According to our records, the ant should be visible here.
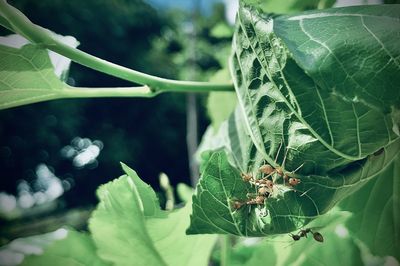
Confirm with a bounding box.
[241,168,274,193]
[235,169,273,214]
[288,177,301,187]
[289,228,324,243]
[232,195,266,210]
[258,142,303,187]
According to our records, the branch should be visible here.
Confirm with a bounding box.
[0,0,234,93]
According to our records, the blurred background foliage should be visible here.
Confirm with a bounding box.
[0,0,232,242]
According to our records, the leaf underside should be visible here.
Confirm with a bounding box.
[188,5,400,237]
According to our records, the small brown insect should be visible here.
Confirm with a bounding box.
[232,200,244,210]
[288,177,301,186]
[259,164,274,175]
[257,185,271,196]
[231,195,266,210]
[241,172,253,182]
[251,195,266,205]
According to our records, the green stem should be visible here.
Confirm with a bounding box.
[0,0,234,93]
[61,85,157,98]
[220,235,231,266]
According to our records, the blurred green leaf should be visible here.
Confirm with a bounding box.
[89,164,217,266]
[232,210,363,266]
[0,43,65,110]
[340,155,400,261]
[207,69,237,131]
[176,183,193,203]
[207,92,237,131]
[210,22,233,39]
[20,229,107,266]
[0,228,67,266]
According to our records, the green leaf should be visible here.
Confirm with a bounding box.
[189,4,400,237]
[176,183,194,203]
[210,22,233,39]
[232,4,399,172]
[207,91,237,131]
[392,106,400,136]
[274,5,400,113]
[232,210,364,266]
[188,139,400,236]
[340,155,400,261]
[207,69,237,130]
[242,0,336,14]
[0,33,79,109]
[89,164,217,266]
[20,229,107,266]
[0,228,67,266]
[0,43,66,109]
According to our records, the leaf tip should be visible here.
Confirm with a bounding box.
[120,162,138,177]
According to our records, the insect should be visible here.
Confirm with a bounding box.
[258,142,304,185]
[289,228,324,243]
[232,195,266,210]
[241,166,274,192]
[288,177,301,187]
[241,172,253,182]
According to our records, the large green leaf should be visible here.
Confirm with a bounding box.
[231,4,399,173]
[189,5,400,236]
[89,164,217,266]
[20,229,107,266]
[340,155,400,261]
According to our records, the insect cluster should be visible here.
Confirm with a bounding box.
[230,144,324,243]
[232,144,303,211]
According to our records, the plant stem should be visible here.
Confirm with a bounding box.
[61,85,157,98]
[0,0,234,93]
[220,235,232,266]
